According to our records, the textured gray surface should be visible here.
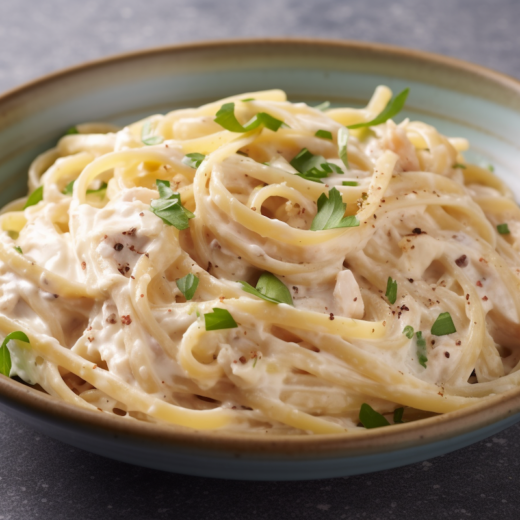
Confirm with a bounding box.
[1,0,520,518]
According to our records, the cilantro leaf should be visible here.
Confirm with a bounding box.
[63,180,75,195]
[214,103,284,133]
[0,331,30,377]
[416,331,428,368]
[24,186,43,209]
[176,273,199,301]
[431,312,456,336]
[13,246,22,254]
[497,223,510,235]
[386,277,397,304]
[150,179,194,230]
[182,153,206,169]
[239,272,293,305]
[141,121,164,146]
[402,325,414,339]
[338,127,349,169]
[359,403,390,429]
[314,101,330,111]
[310,187,359,231]
[393,407,404,424]
[348,88,409,129]
[315,130,332,140]
[204,308,238,331]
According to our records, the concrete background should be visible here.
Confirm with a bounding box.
[1,1,520,518]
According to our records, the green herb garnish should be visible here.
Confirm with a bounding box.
[315,130,332,140]
[314,101,330,111]
[63,180,75,195]
[239,272,293,305]
[348,88,409,129]
[13,246,22,254]
[385,277,397,304]
[453,163,466,169]
[402,325,414,339]
[359,403,390,429]
[141,121,164,146]
[431,312,456,336]
[214,103,284,133]
[23,186,43,209]
[310,187,359,231]
[290,148,343,183]
[176,273,199,301]
[497,223,510,235]
[204,308,238,331]
[488,164,495,172]
[338,127,349,169]
[0,331,30,377]
[87,182,107,197]
[416,331,428,368]
[64,126,79,135]
[182,153,206,169]
[241,98,255,102]
[393,407,404,424]
[150,179,194,230]
[253,356,259,368]
[342,181,358,187]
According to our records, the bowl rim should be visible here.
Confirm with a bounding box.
[1,37,520,459]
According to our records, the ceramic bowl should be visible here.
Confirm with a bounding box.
[1,39,520,480]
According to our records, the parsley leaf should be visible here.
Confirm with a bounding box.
[453,163,466,169]
[141,121,164,146]
[290,148,343,184]
[24,186,43,209]
[63,180,75,195]
[214,103,284,133]
[431,312,456,336]
[64,126,79,135]
[0,331,30,377]
[241,98,255,102]
[87,182,107,197]
[393,407,405,424]
[13,246,22,254]
[348,88,409,129]
[310,187,359,231]
[386,277,397,304]
[359,403,390,429]
[239,272,293,305]
[402,325,414,339]
[182,153,206,169]
[488,164,495,172]
[416,331,428,368]
[176,273,199,300]
[150,179,194,230]
[204,308,238,331]
[314,101,330,111]
[497,223,510,235]
[315,130,332,140]
[338,127,349,169]
[342,181,358,187]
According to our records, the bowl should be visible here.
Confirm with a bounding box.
[1,39,520,481]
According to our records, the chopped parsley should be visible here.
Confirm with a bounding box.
[337,127,349,169]
[416,331,428,368]
[359,403,390,429]
[64,126,79,135]
[497,223,510,235]
[315,130,332,140]
[214,103,284,133]
[0,331,30,377]
[13,246,22,254]
[23,186,43,209]
[342,181,358,187]
[182,153,206,169]
[176,273,199,301]
[241,98,255,102]
[431,312,457,336]
[62,180,75,195]
[87,182,107,197]
[453,163,466,169]
[290,148,343,183]
[393,407,405,424]
[204,308,238,331]
[348,88,409,129]
[239,272,293,305]
[310,187,359,231]
[141,121,164,146]
[150,179,194,230]
[488,164,495,172]
[402,325,414,339]
[385,277,397,304]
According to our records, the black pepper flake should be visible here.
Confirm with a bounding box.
[445,352,450,358]
[408,278,414,283]
[329,313,335,321]
[114,243,124,251]
[412,228,422,234]
[455,255,468,268]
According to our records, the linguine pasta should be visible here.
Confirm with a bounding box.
[1,86,519,435]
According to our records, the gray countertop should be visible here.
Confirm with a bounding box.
[1,1,520,518]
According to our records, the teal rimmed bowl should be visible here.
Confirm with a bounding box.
[1,39,520,480]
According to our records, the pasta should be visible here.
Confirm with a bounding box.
[1,86,519,435]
